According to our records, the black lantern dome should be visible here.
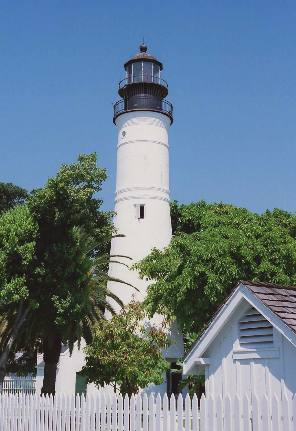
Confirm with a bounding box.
[113,44,173,124]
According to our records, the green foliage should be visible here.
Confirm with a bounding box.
[0,205,37,307]
[83,302,169,396]
[6,346,37,376]
[137,201,296,337]
[0,183,28,214]
[26,153,114,348]
[0,154,115,387]
[0,205,38,377]
[179,375,205,398]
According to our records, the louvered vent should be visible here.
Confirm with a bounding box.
[239,308,273,346]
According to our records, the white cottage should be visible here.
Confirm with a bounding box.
[183,281,296,399]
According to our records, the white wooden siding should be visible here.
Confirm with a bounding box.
[203,299,296,399]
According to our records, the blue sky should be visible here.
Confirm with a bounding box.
[1,1,296,213]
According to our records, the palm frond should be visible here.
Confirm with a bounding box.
[106,276,139,291]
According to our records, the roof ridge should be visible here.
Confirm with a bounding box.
[240,279,296,291]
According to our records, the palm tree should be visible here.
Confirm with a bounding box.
[40,238,136,395]
[0,229,135,395]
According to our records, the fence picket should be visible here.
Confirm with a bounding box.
[252,394,260,431]
[199,395,206,431]
[271,394,280,431]
[207,396,214,431]
[104,394,110,431]
[63,394,68,431]
[112,393,118,431]
[149,394,156,431]
[130,394,136,431]
[170,394,176,431]
[35,393,41,431]
[242,395,250,431]
[65,393,71,431]
[57,394,62,431]
[5,393,10,431]
[282,392,291,431]
[156,393,162,431]
[47,395,53,431]
[84,394,90,431]
[6,393,11,431]
[124,394,130,431]
[136,395,142,431]
[163,393,169,431]
[75,394,81,431]
[232,395,241,431]
[69,394,75,431]
[177,394,183,431]
[184,394,191,431]
[261,394,270,430]
[30,394,36,431]
[100,393,106,431]
[143,393,149,431]
[215,395,223,431]
[224,395,232,431]
[81,394,87,431]
[192,394,199,431]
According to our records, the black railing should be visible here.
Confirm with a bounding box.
[113,97,173,123]
[119,75,168,90]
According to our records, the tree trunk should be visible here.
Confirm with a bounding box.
[0,303,29,389]
[41,332,62,396]
[120,378,137,398]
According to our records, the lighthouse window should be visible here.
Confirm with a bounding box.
[153,64,160,83]
[136,204,145,219]
[139,204,145,219]
[133,62,142,82]
[143,61,153,81]
[126,64,132,83]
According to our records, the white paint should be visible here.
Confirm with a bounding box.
[1,392,295,431]
[108,111,172,307]
[183,284,296,401]
[55,342,85,395]
[106,110,183,394]
[36,341,97,396]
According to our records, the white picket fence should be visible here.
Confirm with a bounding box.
[2,378,36,395]
[0,392,295,431]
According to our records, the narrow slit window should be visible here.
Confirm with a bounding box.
[139,204,145,219]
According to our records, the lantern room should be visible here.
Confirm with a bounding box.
[113,44,173,124]
[124,43,162,85]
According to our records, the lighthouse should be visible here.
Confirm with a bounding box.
[108,45,184,394]
[36,44,183,397]
[108,43,173,305]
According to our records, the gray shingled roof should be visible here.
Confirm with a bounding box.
[243,280,296,333]
[184,280,296,361]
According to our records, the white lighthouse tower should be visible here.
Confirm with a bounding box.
[35,45,183,397]
[108,45,183,394]
[108,43,173,306]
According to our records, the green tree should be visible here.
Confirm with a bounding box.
[0,205,38,384]
[83,302,169,397]
[0,183,28,214]
[26,153,114,395]
[137,201,296,338]
[0,154,119,394]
